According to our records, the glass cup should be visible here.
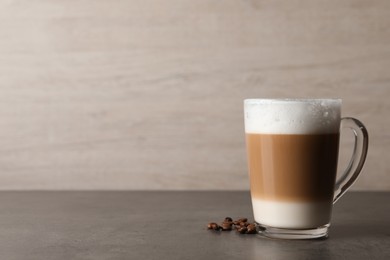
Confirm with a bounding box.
[244,99,368,239]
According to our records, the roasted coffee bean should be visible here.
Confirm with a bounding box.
[247,224,255,229]
[207,217,255,233]
[239,222,249,227]
[224,217,233,223]
[207,222,221,231]
[246,224,257,234]
[237,227,248,234]
[246,228,257,234]
[207,222,217,229]
[221,222,233,231]
[213,224,221,231]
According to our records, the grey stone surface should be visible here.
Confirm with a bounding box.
[0,191,388,259]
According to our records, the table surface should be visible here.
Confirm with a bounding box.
[0,191,389,260]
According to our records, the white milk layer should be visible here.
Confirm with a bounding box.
[252,199,333,229]
[244,99,341,134]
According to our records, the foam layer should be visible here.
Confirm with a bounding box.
[252,199,332,229]
[244,99,341,134]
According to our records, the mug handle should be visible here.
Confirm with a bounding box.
[333,117,369,204]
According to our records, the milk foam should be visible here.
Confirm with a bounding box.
[244,99,341,134]
[252,199,332,229]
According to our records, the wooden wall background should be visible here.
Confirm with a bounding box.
[0,0,388,190]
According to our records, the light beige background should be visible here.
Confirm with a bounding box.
[0,0,388,190]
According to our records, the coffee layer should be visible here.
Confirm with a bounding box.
[246,133,339,202]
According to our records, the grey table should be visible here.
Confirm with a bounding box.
[0,191,388,260]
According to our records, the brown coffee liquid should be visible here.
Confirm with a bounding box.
[246,133,339,202]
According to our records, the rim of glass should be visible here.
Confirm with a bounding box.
[244,98,342,104]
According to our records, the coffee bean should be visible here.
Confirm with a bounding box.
[237,227,248,234]
[207,222,221,231]
[224,217,233,223]
[221,222,232,231]
[246,224,257,234]
[207,217,256,234]
[246,228,257,234]
[239,222,249,227]
[247,224,255,229]
[207,222,216,229]
[213,224,221,231]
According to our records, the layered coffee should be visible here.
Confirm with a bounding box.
[244,99,341,229]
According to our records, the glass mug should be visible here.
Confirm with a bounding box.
[244,99,368,239]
